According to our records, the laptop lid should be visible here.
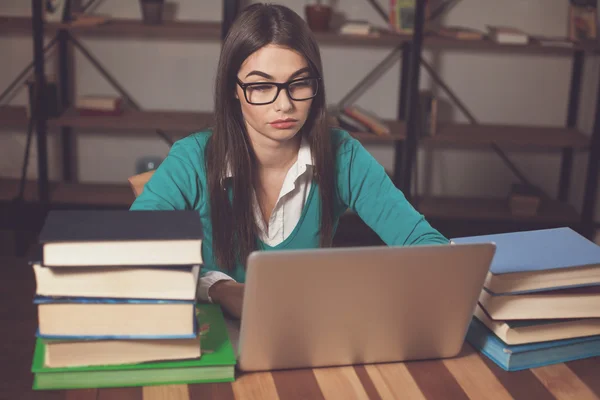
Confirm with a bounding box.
[237,243,495,372]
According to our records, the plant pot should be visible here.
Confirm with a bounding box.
[139,0,165,25]
[305,4,332,32]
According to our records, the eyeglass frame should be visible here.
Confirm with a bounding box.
[236,76,322,105]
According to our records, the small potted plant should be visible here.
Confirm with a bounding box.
[305,0,333,32]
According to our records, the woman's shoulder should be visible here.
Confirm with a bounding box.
[329,126,361,157]
[168,129,213,160]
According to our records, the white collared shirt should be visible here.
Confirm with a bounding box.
[198,138,314,301]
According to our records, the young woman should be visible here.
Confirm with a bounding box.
[130,3,448,318]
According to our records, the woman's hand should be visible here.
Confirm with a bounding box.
[208,280,245,319]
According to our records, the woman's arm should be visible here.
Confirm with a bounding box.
[337,135,448,246]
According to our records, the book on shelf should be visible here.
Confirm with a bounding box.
[451,227,600,295]
[343,105,391,136]
[508,183,542,217]
[339,20,372,36]
[486,25,529,45]
[32,260,201,300]
[336,113,370,133]
[569,0,597,42]
[32,304,236,390]
[418,90,437,137]
[38,210,203,267]
[76,95,124,116]
[389,0,431,33]
[473,303,600,345]
[434,26,485,40]
[478,284,600,320]
[466,316,600,371]
[35,296,197,339]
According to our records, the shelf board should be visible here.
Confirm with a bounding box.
[348,119,406,142]
[415,196,580,224]
[0,178,134,207]
[314,31,410,48]
[423,123,590,150]
[424,35,598,55]
[0,106,29,129]
[0,16,221,41]
[48,108,214,134]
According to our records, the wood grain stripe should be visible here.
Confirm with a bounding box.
[443,345,512,399]
[567,357,600,398]
[354,366,382,400]
[271,369,325,400]
[532,364,598,400]
[406,359,468,400]
[476,347,555,400]
[98,387,143,400]
[365,363,425,400]
[313,366,370,400]
[143,384,189,400]
[65,389,98,400]
[188,382,235,400]
[232,372,280,400]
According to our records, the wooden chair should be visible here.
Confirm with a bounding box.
[127,170,155,197]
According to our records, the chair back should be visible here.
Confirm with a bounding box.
[127,170,155,197]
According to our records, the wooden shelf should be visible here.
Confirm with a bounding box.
[0,106,29,129]
[3,16,598,54]
[348,119,406,142]
[423,123,590,150]
[0,16,221,41]
[0,177,134,207]
[415,196,580,224]
[48,108,214,134]
[424,35,598,55]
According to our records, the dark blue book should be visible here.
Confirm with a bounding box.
[34,296,197,339]
[452,227,600,294]
[466,316,600,371]
[38,210,203,267]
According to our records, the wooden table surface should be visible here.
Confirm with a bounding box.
[2,255,599,400]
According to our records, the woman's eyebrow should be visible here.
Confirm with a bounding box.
[245,66,311,81]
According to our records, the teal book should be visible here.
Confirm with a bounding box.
[32,304,237,390]
[466,316,600,371]
[451,227,600,294]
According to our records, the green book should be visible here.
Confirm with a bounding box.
[32,304,236,390]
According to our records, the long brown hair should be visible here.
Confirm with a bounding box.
[206,3,334,271]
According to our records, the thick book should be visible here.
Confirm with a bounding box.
[32,262,201,300]
[451,227,600,294]
[38,210,203,267]
[474,304,600,345]
[35,296,196,339]
[478,285,600,320]
[32,304,236,390]
[466,316,600,371]
[43,337,201,368]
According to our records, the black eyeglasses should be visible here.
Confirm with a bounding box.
[236,77,321,105]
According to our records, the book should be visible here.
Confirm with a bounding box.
[451,227,600,294]
[478,285,600,320]
[35,297,196,339]
[75,95,123,111]
[487,25,529,45]
[38,210,203,267]
[436,26,485,40]
[466,316,600,371]
[33,304,237,390]
[32,262,201,300]
[339,20,372,36]
[343,106,391,136]
[569,1,597,42]
[43,336,201,368]
[474,304,600,345]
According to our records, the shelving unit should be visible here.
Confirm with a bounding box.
[0,1,598,239]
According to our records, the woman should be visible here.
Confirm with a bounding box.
[130,3,448,318]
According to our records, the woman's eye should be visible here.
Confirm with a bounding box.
[249,85,273,92]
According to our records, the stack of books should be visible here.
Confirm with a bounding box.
[30,210,236,390]
[335,105,391,137]
[452,227,600,371]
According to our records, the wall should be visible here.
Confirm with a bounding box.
[0,0,598,224]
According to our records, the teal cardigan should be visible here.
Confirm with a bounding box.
[130,128,448,282]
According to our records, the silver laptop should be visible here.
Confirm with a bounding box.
[237,242,495,372]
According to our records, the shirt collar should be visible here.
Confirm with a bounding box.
[224,136,313,178]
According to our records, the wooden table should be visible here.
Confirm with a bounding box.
[2,255,599,400]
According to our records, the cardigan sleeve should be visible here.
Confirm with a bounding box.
[336,134,448,246]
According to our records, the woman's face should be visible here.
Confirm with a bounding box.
[236,44,315,146]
